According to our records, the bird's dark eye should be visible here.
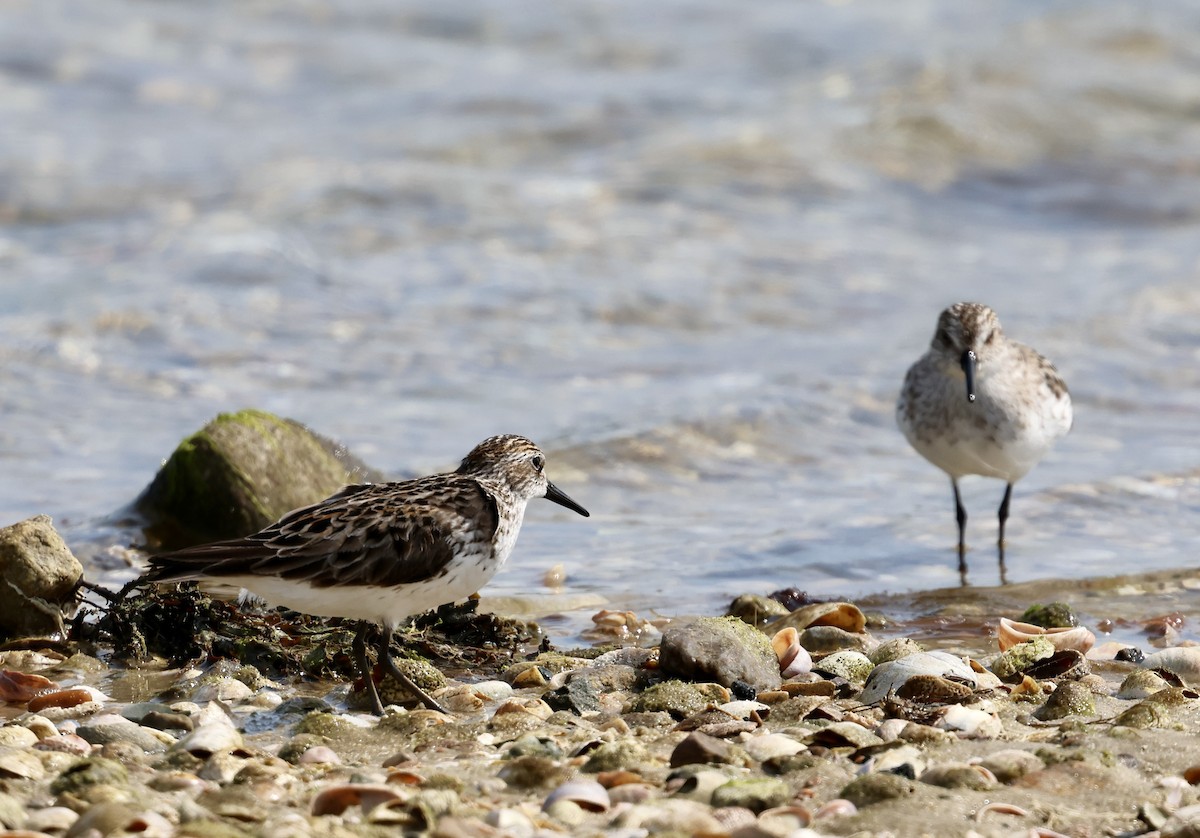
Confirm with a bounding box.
[531,455,545,473]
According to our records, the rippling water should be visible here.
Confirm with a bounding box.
[3,1,1200,642]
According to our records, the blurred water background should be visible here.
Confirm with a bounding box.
[3,1,1200,643]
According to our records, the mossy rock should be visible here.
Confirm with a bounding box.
[136,409,384,547]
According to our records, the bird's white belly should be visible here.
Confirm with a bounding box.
[909,428,1050,483]
[212,557,500,628]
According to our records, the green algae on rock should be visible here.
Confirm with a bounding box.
[135,409,384,548]
[659,616,782,691]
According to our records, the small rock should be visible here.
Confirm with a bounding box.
[868,638,925,665]
[1034,682,1096,721]
[1020,602,1078,629]
[629,680,711,718]
[840,772,917,807]
[990,637,1055,681]
[710,777,791,812]
[0,515,83,637]
[798,626,869,654]
[811,650,873,684]
[582,740,649,773]
[670,732,736,767]
[614,798,724,833]
[76,720,170,753]
[659,618,782,691]
[726,594,789,626]
[49,756,128,795]
[497,755,567,789]
[546,665,637,714]
[979,749,1045,783]
[920,764,995,790]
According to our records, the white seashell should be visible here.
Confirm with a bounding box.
[771,627,813,678]
[25,806,79,833]
[997,618,1095,654]
[172,722,244,756]
[190,701,233,728]
[859,651,976,705]
[190,677,253,704]
[485,808,536,833]
[814,798,858,819]
[740,733,806,762]
[1142,647,1200,686]
[472,681,514,702]
[936,705,1001,739]
[1161,775,1189,811]
[718,700,769,720]
[543,779,610,813]
[0,746,45,780]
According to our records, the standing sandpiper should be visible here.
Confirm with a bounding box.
[896,303,1072,581]
[138,434,589,714]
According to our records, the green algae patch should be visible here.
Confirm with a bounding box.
[135,409,384,548]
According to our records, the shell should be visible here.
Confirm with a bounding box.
[741,733,806,762]
[172,721,244,757]
[1142,647,1200,686]
[936,705,1001,739]
[771,627,813,678]
[492,698,553,720]
[0,669,57,703]
[814,799,858,819]
[310,783,404,816]
[297,746,341,765]
[766,602,866,634]
[859,652,977,705]
[1023,649,1089,681]
[543,780,610,813]
[757,805,813,829]
[0,746,45,780]
[997,618,1095,654]
[973,801,1032,821]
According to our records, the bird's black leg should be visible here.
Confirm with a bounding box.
[952,479,968,584]
[378,626,448,714]
[352,622,384,716]
[997,482,1013,585]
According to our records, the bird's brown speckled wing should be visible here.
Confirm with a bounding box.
[144,476,500,589]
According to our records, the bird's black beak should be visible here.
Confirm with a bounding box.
[545,480,590,517]
[960,350,977,403]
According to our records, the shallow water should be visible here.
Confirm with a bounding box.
[3,1,1200,645]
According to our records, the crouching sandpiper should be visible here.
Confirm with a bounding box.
[897,302,1072,581]
[137,434,589,714]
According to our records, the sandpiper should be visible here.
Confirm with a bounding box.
[897,302,1072,580]
[139,434,589,714]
